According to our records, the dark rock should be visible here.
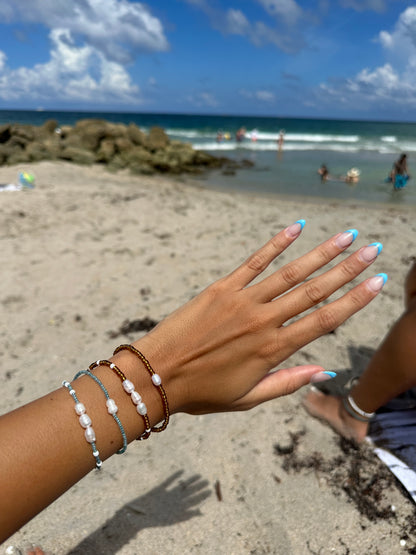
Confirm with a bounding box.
[127,123,146,146]
[0,117,253,178]
[146,126,169,151]
[0,124,11,143]
[59,146,96,165]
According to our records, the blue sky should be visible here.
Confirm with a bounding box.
[0,1,414,120]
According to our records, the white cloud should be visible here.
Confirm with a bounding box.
[256,90,276,102]
[183,0,305,53]
[0,51,7,72]
[239,89,276,103]
[257,0,303,25]
[0,0,169,63]
[339,0,387,12]
[0,1,169,105]
[315,7,416,112]
[0,28,140,103]
[186,91,218,107]
[225,9,250,35]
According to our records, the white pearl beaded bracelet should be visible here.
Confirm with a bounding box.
[73,370,128,454]
[62,380,103,470]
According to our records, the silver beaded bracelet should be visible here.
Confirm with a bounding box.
[73,370,128,454]
[62,380,103,470]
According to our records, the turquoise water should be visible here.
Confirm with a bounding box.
[1,110,415,205]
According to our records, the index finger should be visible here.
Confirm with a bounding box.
[226,220,306,290]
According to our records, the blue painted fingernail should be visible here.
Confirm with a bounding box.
[376,272,388,285]
[310,370,337,383]
[367,273,388,292]
[359,242,383,262]
[336,229,358,248]
[346,229,358,241]
[369,242,383,255]
[286,220,305,237]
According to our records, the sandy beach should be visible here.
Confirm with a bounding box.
[1,161,415,554]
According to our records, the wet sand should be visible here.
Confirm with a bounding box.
[1,161,415,554]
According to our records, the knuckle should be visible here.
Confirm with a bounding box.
[340,259,358,279]
[316,307,338,333]
[246,251,269,274]
[304,280,326,304]
[280,262,301,288]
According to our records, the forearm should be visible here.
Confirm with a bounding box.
[0,344,169,541]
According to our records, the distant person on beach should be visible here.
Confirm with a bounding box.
[344,168,361,184]
[304,259,416,447]
[277,129,285,151]
[216,130,224,143]
[0,223,386,541]
[318,164,330,182]
[236,127,246,142]
[388,153,410,189]
[318,165,361,184]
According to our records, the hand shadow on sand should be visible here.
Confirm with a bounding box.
[68,470,211,554]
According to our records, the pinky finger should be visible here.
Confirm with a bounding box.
[233,365,328,410]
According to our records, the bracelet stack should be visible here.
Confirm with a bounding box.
[62,345,169,469]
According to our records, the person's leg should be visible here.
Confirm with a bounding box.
[303,261,416,442]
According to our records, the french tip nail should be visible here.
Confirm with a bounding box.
[310,370,337,383]
[367,272,388,292]
[376,272,388,284]
[346,229,358,241]
[296,219,306,230]
[369,242,383,255]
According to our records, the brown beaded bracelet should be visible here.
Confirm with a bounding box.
[89,359,151,440]
[113,344,170,433]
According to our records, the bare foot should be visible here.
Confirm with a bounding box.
[302,388,369,443]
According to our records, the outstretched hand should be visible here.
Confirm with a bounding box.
[134,222,385,415]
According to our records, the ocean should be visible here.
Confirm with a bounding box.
[1,110,415,206]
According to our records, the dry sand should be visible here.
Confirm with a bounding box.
[1,161,415,554]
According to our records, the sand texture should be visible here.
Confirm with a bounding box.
[1,161,415,554]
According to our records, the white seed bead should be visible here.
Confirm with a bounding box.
[92,449,99,457]
[85,426,96,443]
[106,398,118,415]
[152,373,162,386]
[136,402,147,415]
[74,402,86,415]
[131,390,142,405]
[123,379,135,394]
[79,413,92,428]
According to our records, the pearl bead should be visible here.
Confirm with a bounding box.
[79,413,92,428]
[106,398,118,414]
[85,426,96,443]
[136,401,147,415]
[74,402,86,415]
[123,379,134,393]
[131,390,142,405]
[152,374,162,386]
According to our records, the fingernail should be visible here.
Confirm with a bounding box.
[335,229,358,248]
[367,273,388,292]
[285,219,305,238]
[310,371,337,383]
[359,242,383,263]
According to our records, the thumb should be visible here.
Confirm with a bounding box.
[234,365,335,410]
